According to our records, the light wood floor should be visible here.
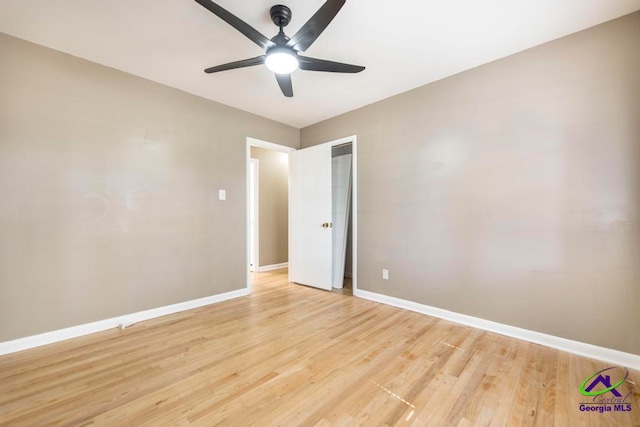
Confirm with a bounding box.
[1,269,638,426]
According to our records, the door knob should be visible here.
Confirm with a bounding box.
[322,222,333,228]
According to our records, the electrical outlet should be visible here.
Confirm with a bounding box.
[382,269,389,280]
[219,189,226,200]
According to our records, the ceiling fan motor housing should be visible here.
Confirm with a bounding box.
[271,33,290,46]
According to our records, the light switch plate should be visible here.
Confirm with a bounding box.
[219,189,226,200]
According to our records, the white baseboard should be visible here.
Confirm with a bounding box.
[255,262,288,272]
[354,289,640,371]
[0,288,249,357]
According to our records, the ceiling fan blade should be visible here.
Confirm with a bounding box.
[194,0,275,50]
[286,0,345,52]
[204,56,265,73]
[275,73,293,97]
[298,56,364,73]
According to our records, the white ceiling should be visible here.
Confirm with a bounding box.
[1,1,639,128]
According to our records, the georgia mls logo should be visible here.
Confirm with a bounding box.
[579,367,634,413]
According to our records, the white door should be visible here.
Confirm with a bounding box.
[289,143,333,290]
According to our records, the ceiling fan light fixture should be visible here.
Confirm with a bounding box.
[265,48,299,74]
[195,0,365,97]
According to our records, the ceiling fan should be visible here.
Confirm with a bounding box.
[194,0,365,97]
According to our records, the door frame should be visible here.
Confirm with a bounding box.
[246,135,359,295]
[289,135,358,294]
[249,158,259,272]
[246,137,296,292]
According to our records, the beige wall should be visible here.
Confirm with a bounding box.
[250,147,289,267]
[301,12,640,355]
[0,33,299,342]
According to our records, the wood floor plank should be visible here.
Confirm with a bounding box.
[0,269,638,426]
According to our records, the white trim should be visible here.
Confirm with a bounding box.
[247,137,297,154]
[255,262,289,272]
[351,136,358,296]
[0,288,249,356]
[354,288,640,371]
[249,158,260,272]
[246,137,296,292]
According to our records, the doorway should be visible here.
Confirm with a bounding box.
[246,138,296,290]
[246,135,358,295]
[331,143,353,290]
